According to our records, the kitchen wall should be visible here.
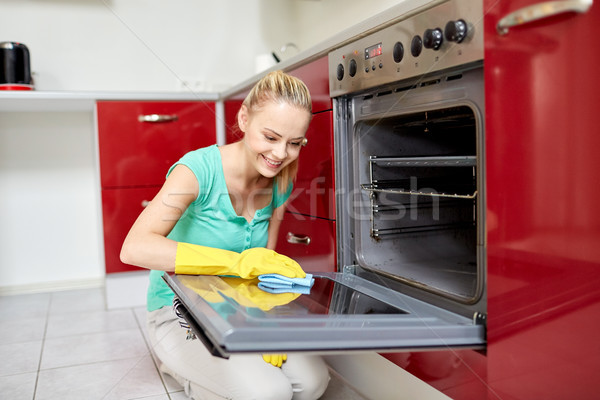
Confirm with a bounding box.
[0,0,402,92]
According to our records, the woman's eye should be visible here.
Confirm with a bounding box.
[290,142,301,147]
[265,135,277,141]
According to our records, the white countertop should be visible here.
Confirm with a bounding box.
[0,0,437,112]
[0,90,220,112]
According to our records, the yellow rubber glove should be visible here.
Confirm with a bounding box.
[262,353,287,368]
[175,243,306,279]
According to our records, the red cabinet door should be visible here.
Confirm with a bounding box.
[101,186,160,274]
[484,1,600,399]
[97,101,216,188]
[286,111,335,220]
[288,56,333,113]
[275,214,336,274]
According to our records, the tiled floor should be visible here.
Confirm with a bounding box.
[0,288,366,400]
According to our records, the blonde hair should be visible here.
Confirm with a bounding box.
[240,70,312,194]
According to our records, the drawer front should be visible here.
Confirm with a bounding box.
[101,186,160,274]
[275,214,336,274]
[287,111,335,219]
[97,101,216,188]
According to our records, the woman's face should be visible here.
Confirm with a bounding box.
[239,101,311,178]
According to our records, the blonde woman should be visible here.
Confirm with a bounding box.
[121,70,330,400]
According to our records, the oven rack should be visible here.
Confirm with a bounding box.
[361,184,478,200]
[371,222,475,237]
[368,155,477,168]
[364,155,478,199]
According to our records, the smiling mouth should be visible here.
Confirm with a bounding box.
[262,154,283,169]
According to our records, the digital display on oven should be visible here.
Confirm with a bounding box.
[365,43,382,60]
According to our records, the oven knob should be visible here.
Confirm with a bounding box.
[445,19,468,43]
[423,28,443,50]
[349,59,357,77]
[336,63,344,81]
[411,35,422,57]
[393,41,404,63]
[392,42,404,63]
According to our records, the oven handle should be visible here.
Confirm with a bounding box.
[497,0,593,35]
[286,232,311,245]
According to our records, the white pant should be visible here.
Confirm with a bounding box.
[147,307,330,400]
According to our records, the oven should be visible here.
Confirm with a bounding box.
[163,0,486,358]
[331,0,485,321]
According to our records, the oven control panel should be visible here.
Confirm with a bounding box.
[329,0,483,97]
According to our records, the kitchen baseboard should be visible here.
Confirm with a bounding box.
[0,277,104,296]
[323,353,451,400]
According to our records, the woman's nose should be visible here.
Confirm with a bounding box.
[272,142,287,159]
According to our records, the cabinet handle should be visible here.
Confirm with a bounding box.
[138,114,179,123]
[497,0,593,35]
[286,232,311,245]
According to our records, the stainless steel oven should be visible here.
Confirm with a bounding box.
[331,0,485,320]
[163,0,486,358]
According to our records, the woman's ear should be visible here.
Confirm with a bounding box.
[237,105,249,133]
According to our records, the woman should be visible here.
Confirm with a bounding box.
[120,70,330,400]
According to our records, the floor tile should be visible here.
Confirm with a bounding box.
[133,306,151,344]
[0,372,37,400]
[40,329,148,370]
[45,308,138,338]
[36,356,167,400]
[0,317,47,345]
[0,340,42,377]
[321,369,368,400]
[48,288,105,315]
[0,292,50,321]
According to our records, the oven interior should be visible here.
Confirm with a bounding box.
[339,67,485,315]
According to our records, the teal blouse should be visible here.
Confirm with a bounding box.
[146,145,292,312]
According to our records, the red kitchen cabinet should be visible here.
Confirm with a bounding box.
[97,101,217,273]
[97,101,216,188]
[101,187,160,274]
[275,217,336,274]
[483,1,600,399]
[287,56,332,113]
[286,111,335,220]
[224,99,244,144]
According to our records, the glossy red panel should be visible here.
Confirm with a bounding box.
[484,0,600,398]
[383,350,488,400]
[286,111,335,220]
[287,56,332,113]
[275,215,336,273]
[224,99,244,144]
[97,101,216,188]
[101,186,160,273]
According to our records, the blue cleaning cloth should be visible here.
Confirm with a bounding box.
[258,273,314,294]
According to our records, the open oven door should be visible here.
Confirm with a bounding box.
[163,272,485,359]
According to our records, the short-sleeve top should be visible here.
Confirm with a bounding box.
[146,145,292,312]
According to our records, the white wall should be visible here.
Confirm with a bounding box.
[291,0,405,53]
[0,0,294,92]
[0,0,405,92]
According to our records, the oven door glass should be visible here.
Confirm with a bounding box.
[163,272,485,358]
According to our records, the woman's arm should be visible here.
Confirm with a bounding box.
[266,202,287,250]
[120,164,198,271]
